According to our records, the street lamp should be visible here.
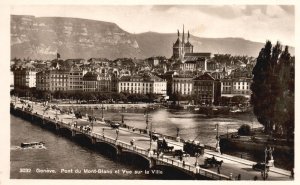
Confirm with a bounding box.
[262,147,269,180]
[149,117,152,151]
[101,101,104,121]
[55,104,58,121]
[145,107,149,132]
[195,152,200,166]
[115,128,119,141]
[176,127,180,142]
[144,106,152,150]
[215,124,220,152]
[89,106,94,131]
[121,106,125,124]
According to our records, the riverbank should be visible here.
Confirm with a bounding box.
[219,131,294,170]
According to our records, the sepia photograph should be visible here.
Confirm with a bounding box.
[3,1,296,183]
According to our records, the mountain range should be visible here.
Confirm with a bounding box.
[11,15,294,60]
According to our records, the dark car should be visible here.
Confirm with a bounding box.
[252,162,269,171]
[110,122,120,129]
[150,133,160,141]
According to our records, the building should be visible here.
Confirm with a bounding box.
[207,61,218,71]
[118,74,167,95]
[220,77,252,98]
[69,66,87,91]
[49,69,70,91]
[231,67,252,78]
[172,75,193,95]
[162,71,178,96]
[172,26,211,62]
[82,72,111,92]
[192,73,221,105]
[180,60,197,71]
[36,70,51,91]
[172,26,193,60]
[13,67,37,89]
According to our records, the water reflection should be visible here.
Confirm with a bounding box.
[71,107,261,146]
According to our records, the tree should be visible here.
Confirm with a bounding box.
[238,124,251,136]
[251,41,294,137]
[171,92,183,104]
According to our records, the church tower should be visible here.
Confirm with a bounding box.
[185,31,193,53]
[172,25,194,60]
[172,29,182,59]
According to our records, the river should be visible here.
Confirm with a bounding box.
[10,115,149,179]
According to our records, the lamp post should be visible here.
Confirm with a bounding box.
[145,107,149,132]
[101,101,104,121]
[195,152,200,166]
[262,147,268,180]
[121,106,125,124]
[144,105,152,150]
[116,128,119,141]
[215,124,220,152]
[91,106,94,131]
[176,127,180,142]
[149,117,152,151]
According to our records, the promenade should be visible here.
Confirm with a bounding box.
[11,99,292,180]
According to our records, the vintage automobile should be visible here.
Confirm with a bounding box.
[201,156,224,168]
[157,138,174,153]
[150,133,160,141]
[110,122,120,129]
[183,140,205,156]
[252,162,270,171]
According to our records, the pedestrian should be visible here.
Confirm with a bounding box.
[217,167,220,174]
[237,174,241,180]
[253,176,258,181]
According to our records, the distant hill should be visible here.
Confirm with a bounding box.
[11,15,294,60]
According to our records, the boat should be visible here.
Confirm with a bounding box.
[21,142,45,148]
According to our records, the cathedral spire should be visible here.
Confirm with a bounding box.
[177,29,180,38]
[187,30,190,42]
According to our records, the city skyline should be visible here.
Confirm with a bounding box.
[11,5,295,46]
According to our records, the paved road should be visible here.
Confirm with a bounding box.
[13,99,292,180]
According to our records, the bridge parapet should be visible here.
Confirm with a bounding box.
[155,156,230,180]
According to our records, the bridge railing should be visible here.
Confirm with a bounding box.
[157,156,230,180]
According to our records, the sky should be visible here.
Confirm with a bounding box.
[10,5,295,46]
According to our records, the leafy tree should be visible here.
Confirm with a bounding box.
[251,41,294,137]
[238,124,251,136]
